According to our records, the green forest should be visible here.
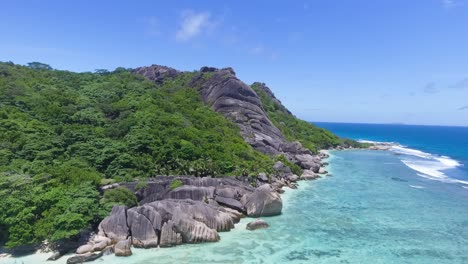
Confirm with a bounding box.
[0,62,357,248]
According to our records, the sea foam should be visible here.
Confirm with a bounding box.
[361,140,466,185]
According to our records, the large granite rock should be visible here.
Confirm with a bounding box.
[75,244,93,254]
[159,220,182,247]
[301,170,319,180]
[98,206,129,243]
[165,186,215,201]
[214,196,244,212]
[132,65,180,84]
[295,154,321,172]
[114,238,132,257]
[129,176,254,205]
[273,161,292,175]
[126,206,161,248]
[149,199,235,232]
[189,68,287,155]
[134,66,324,168]
[94,176,282,255]
[242,184,282,217]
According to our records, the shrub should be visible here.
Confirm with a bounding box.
[101,187,138,210]
[169,179,183,190]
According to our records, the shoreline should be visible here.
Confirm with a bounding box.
[0,151,334,264]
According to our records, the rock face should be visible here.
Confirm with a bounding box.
[242,184,282,217]
[246,219,269,231]
[132,65,181,84]
[165,186,215,201]
[134,65,323,167]
[189,68,287,155]
[114,238,132,257]
[159,220,182,247]
[89,176,284,259]
[126,206,161,248]
[301,170,319,180]
[98,206,129,243]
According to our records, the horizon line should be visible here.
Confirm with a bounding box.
[310,121,468,128]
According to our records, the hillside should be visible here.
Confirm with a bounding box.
[0,62,359,249]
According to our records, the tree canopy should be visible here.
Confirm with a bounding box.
[0,62,274,247]
[0,62,356,248]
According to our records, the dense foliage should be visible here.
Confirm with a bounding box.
[100,187,138,211]
[251,83,367,153]
[0,62,273,247]
[0,62,359,248]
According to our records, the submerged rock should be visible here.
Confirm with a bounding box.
[66,252,103,264]
[246,219,270,230]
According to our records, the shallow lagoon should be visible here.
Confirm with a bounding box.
[2,150,468,263]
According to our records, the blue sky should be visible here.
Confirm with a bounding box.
[1,0,467,126]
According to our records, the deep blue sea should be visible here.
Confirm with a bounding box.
[2,123,468,264]
[315,122,468,185]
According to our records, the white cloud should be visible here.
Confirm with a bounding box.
[176,10,213,41]
[442,0,459,8]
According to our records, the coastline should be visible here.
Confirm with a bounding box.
[4,145,466,264]
[0,151,334,264]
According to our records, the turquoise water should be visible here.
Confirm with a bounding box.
[3,150,468,263]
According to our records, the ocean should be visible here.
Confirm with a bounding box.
[315,122,468,185]
[2,123,468,263]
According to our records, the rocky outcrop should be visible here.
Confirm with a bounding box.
[318,167,328,174]
[114,238,132,257]
[159,220,182,247]
[295,154,321,172]
[165,186,215,201]
[246,219,269,231]
[242,184,282,217]
[134,65,325,168]
[189,67,288,155]
[129,176,254,205]
[126,206,161,248]
[132,65,181,84]
[301,170,320,180]
[98,206,129,243]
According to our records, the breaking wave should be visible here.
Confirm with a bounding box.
[360,140,466,186]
